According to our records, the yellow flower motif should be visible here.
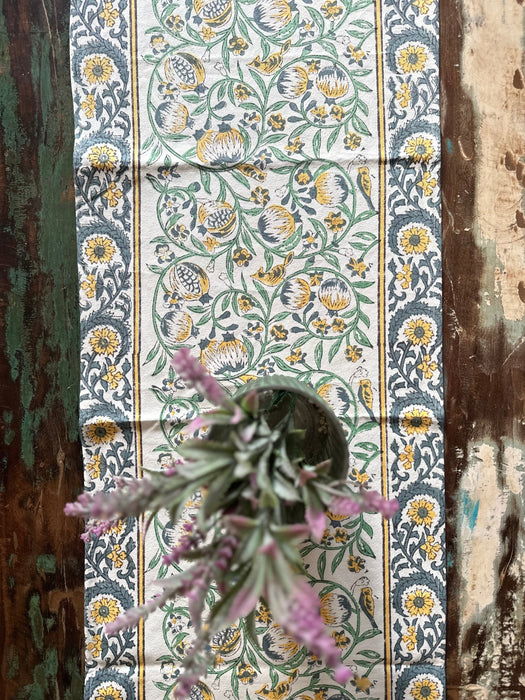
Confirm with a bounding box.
[399,444,414,469]
[270,324,288,340]
[103,364,123,389]
[351,467,370,485]
[309,273,322,286]
[203,236,220,252]
[400,226,430,254]
[333,527,348,543]
[90,327,119,355]
[296,171,311,185]
[95,686,123,700]
[408,497,436,526]
[85,419,119,445]
[345,345,362,362]
[325,212,346,232]
[321,0,343,18]
[412,0,435,14]
[401,408,432,435]
[103,181,123,207]
[405,135,434,164]
[311,105,328,121]
[417,171,437,196]
[84,55,113,84]
[91,597,120,625]
[87,454,101,479]
[229,36,248,55]
[250,186,270,206]
[107,544,127,568]
[347,257,368,277]
[234,84,252,101]
[347,44,366,63]
[332,630,350,648]
[285,136,304,154]
[418,353,438,379]
[398,45,428,73]
[404,318,433,346]
[396,263,412,289]
[420,535,441,560]
[89,144,118,171]
[85,236,115,264]
[81,273,97,298]
[402,626,417,651]
[268,112,286,131]
[347,555,365,572]
[233,247,252,266]
[286,347,304,365]
[81,93,96,118]
[237,663,257,684]
[411,678,439,700]
[344,131,362,150]
[331,105,345,121]
[396,82,411,108]
[201,26,216,41]
[99,1,119,26]
[87,634,102,658]
[255,602,272,624]
[313,317,328,334]
[332,317,345,333]
[405,589,435,617]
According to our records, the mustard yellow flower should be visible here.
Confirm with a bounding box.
[400,226,430,254]
[398,45,428,73]
[408,498,436,526]
[404,318,433,346]
[99,1,119,26]
[103,364,123,389]
[405,589,434,617]
[411,678,439,700]
[405,135,434,164]
[85,419,119,445]
[90,327,119,355]
[417,171,437,196]
[417,353,438,379]
[396,263,412,289]
[103,181,123,207]
[401,408,432,435]
[399,444,414,469]
[81,273,97,298]
[345,345,362,362]
[420,535,441,560]
[402,626,417,651]
[87,454,101,479]
[87,634,102,658]
[107,544,127,568]
[91,597,120,625]
[85,236,115,263]
[84,55,113,84]
[396,82,411,108]
[81,93,96,118]
[89,144,118,171]
[412,0,435,15]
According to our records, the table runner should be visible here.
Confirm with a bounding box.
[72,0,444,698]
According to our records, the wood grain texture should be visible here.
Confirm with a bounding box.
[442,0,525,697]
[0,0,84,697]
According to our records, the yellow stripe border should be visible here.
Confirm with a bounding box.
[375,1,393,697]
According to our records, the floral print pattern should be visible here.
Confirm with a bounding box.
[71,0,443,697]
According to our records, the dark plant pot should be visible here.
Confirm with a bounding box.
[209,375,349,488]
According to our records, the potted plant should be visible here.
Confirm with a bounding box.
[66,349,398,697]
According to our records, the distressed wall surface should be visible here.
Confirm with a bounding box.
[0,0,84,697]
[442,0,525,697]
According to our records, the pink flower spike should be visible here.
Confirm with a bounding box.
[258,539,279,558]
[229,587,258,620]
[298,468,317,486]
[171,348,227,406]
[305,507,327,542]
[334,665,353,684]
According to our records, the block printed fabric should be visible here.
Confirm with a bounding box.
[71,0,443,698]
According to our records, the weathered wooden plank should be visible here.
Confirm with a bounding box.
[0,0,84,697]
[442,0,525,697]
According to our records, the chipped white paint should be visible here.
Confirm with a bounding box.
[461,0,525,323]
